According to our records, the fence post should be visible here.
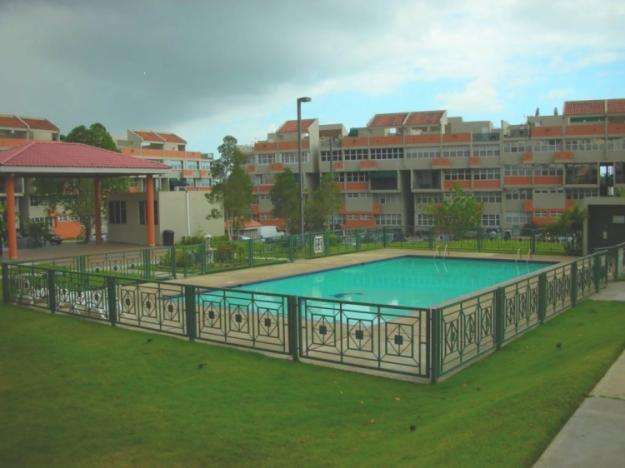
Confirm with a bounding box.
[184,285,196,341]
[494,287,505,348]
[570,261,578,308]
[106,276,117,326]
[47,269,56,313]
[592,254,600,292]
[142,249,151,280]
[530,230,537,255]
[2,263,9,304]
[477,229,483,252]
[170,245,177,279]
[430,308,442,383]
[287,296,299,361]
[199,242,207,273]
[538,272,547,323]
[247,238,253,267]
[382,226,387,248]
[355,231,362,251]
[428,230,434,250]
[288,235,295,262]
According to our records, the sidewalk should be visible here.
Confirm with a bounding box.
[535,284,625,467]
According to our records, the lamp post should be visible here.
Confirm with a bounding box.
[297,96,311,241]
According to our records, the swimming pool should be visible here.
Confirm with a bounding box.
[238,256,551,308]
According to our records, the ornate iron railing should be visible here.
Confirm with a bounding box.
[2,244,619,383]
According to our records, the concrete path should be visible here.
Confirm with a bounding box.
[535,283,625,468]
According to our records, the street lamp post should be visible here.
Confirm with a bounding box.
[297,96,311,242]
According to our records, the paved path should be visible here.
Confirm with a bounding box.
[535,283,625,468]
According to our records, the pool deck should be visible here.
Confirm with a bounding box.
[172,248,571,289]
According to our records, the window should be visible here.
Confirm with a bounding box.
[481,214,500,227]
[370,147,404,160]
[473,191,501,203]
[444,169,471,180]
[183,160,198,169]
[473,144,500,157]
[344,192,371,199]
[532,139,563,152]
[138,201,159,225]
[534,165,563,176]
[415,214,433,226]
[375,213,402,226]
[504,165,533,176]
[257,153,276,165]
[505,189,532,200]
[282,152,308,164]
[108,201,127,224]
[564,138,604,151]
[406,147,440,159]
[334,172,369,183]
[29,196,46,207]
[164,159,183,169]
[414,193,442,204]
[343,149,369,160]
[375,193,400,204]
[607,138,625,152]
[506,212,530,226]
[441,146,470,159]
[198,160,212,169]
[474,168,500,180]
[370,172,398,190]
[320,150,342,162]
[565,188,598,199]
[503,141,528,153]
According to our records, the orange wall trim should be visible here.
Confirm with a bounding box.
[531,126,563,138]
[564,124,603,136]
[340,182,369,191]
[341,136,369,148]
[522,152,533,163]
[468,156,481,166]
[431,157,451,168]
[608,123,625,135]
[523,200,534,212]
[504,176,532,185]
[253,184,273,193]
[269,162,285,172]
[554,151,574,161]
[359,160,378,169]
[443,180,471,190]
[473,179,500,189]
[344,219,377,229]
[533,175,563,185]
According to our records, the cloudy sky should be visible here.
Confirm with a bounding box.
[1,0,624,154]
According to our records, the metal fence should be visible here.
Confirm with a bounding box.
[3,241,623,382]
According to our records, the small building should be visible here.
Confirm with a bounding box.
[581,197,625,254]
[106,191,224,245]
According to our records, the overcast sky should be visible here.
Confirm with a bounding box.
[1,0,624,154]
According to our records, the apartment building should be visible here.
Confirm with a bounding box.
[246,98,625,234]
[117,130,214,192]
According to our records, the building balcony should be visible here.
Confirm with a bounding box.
[522,152,533,163]
[359,160,378,169]
[337,182,369,192]
[269,162,285,172]
[533,175,563,185]
[431,157,451,168]
[443,180,471,190]
[504,176,532,186]
[252,184,273,193]
[553,151,574,162]
[473,179,500,190]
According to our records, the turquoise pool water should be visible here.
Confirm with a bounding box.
[239,256,550,307]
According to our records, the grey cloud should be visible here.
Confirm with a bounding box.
[0,0,400,135]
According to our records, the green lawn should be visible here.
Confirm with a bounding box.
[1,301,624,467]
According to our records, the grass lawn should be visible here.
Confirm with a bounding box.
[1,301,624,467]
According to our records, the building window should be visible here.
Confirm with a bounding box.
[415,214,433,227]
[505,189,533,200]
[138,201,159,225]
[334,172,369,183]
[108,201,127,224]
[375,214,402,226]
[504,165,533,176]
[474,168,500,180]
[473,144,500,157]
[481,214,500,227]
[565,188,598,199]
[257,153,276,165]
[473,191,501,203]
[414,193,442,205]
[374,193,400,204]
[534,165,563,176]
[343,149,369,160]
[164,159,183,169]
[607,138,625,152]
[370,147,404,160]
[565,164,598,185]
[441,146,470,158]
[406,147,440,159]
[282,152,308,164]
[505,212,530,226]
[565,138,604,151]
[532,139,563,153]
[320,150,342,162]
[183,160,198,169]
[444,169,471,180]
[503,141,528,153]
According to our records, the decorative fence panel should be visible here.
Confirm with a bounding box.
[195,288,290,354]
[299,298,429,378]
[501,274,541,342]
[436,290,497,376]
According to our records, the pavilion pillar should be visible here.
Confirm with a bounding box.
[146,175,155,247]
[93,177,102,244]
[5,174,18,260]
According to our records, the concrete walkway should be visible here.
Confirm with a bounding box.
[535,283,625,468]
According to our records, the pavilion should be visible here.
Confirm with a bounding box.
[0,141,171,260]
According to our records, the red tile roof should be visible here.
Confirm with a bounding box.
[131,130,187,144]
[404,110,445,126]
[0,116,27,129]
[277,119,316,134]
[368,113,408,128]
[0,141,169,172]
[22,118,59,132]
[563,100,605,115]
[0,115,59,131]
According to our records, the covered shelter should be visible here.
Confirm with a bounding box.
[0,141,170,260]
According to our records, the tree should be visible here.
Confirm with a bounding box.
[206,136,253,239]
[426,185,483,238]
[545,204,587,255]
[34,123,128,242]
[304,173,342,231]
[269,168,300,234]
